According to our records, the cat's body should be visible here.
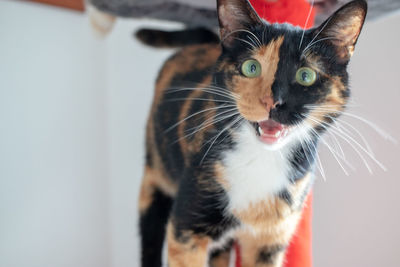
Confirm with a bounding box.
[138,1,367,267]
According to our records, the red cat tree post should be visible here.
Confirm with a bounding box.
[234,1,315,267]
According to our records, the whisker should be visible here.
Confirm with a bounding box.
[262,24,267,44]
[331,116,374,157]
[306,132,326,180]
[163,104,236,133]
[247,35,259,48]
[184,108,239,135]
[200,116,243,165]
[302,36,341,55]
[166,87,239,101]
[204,85,240,97]
[166,82,239,97]
[307,115,387,173]
[298,132,314,173]
[302,15,333,54]
[305,122,351,176]
[164,97,236,104]
[306,107,397,144]
[305,104,358,108]
[233,37,257,50]
[184,82,238,96]
[172,109,240,145]
[298,0,314,50]
[223,29,262,47]
[216,117,244,146]
[327,128,347,160]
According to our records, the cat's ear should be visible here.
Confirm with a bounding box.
[315,0,367,61]
[217,0,262,48]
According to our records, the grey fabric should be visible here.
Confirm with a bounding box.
[313,0,400,24]
[90,0,400,28]
[91,0,219,28]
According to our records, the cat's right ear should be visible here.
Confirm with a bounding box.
[217,0,262,49]
[313,0,367,62]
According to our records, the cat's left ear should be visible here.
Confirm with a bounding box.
[217,0,263,49]
[314,0,367,61]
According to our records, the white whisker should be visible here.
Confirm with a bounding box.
[306,133,326,180]
[302,15,333,54]
[302,36,341,55]
[165,97,236,104]
[173,109,240,145]
[298,0,314,50]
[306,122,351,176]
[247,35,259,48]
[200,116,243,165]
[224,29,262,47]
[307,115,387,173]
[327,129,347,160]
[332,117,374,157]
[298,134,314,172]
[184,108,240,134]
[234,37,257,50]
[306,106,397,144]
[164,104,237,133]
[166,87,239,101]
[215,117,244,146]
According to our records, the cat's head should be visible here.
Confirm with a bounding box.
[215,0,367,149]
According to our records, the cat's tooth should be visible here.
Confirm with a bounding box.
[274,130,281,137]
[258,126,264,135]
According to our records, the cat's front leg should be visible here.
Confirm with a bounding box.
[166,221,211,267]
[233,173,313,267]
[236,230,288,267]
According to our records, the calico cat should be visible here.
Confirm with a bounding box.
[137,0,367,266]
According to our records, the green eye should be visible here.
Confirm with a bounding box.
[296,67,317,86]
[241,59,261,78]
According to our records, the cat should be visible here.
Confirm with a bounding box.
[137,0,367,266]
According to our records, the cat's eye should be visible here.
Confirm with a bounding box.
[241,59,261,78]
[296,67,317,86]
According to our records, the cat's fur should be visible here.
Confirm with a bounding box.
[138,1,367,266]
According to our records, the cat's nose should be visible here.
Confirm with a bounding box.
[260,96,280,114]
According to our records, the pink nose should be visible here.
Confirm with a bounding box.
[260,96,279,113]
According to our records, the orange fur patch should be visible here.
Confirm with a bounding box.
[178,76,217,158]
[233,172,312,237]
[167,222,211,267]
[233,36,284,122]
[237,230,286,267]
[209,250,231,267]
[139,166,178,213]
[306,75,346,128]
[234,173,312,267]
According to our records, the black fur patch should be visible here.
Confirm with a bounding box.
[140,189,173,267]
[154,68,212,181]
[256,245,286,264]
[136,28,219,48]
[278,189,293,206]
[172,170,239,241]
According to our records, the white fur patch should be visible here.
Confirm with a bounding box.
[221,122,306,213]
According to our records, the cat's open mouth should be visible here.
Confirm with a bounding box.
[255,119,290,145]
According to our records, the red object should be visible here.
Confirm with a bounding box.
[250,0,315,29]
[235,1,315,267]
[284,193,313,267]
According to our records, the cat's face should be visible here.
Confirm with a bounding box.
[215,0,366,148]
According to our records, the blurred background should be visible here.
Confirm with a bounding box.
[0,0,399,266]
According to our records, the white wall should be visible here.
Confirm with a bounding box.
[104,18,174,267]
[0,1,399,267]
[0,1,110,267]
[313,11,400,267]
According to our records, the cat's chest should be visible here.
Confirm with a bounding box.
[220,124,292,214]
